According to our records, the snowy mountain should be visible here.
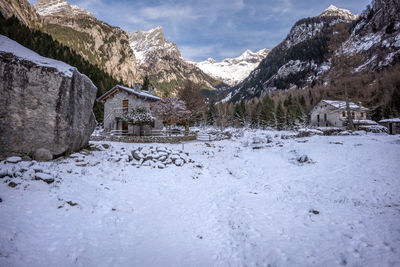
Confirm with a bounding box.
[189,49,270,86]
[319,5,358,21]
[33,0,137,87]
[130,26,180,65]
[225,4,363,102]
[339,0,400,72]
[129,26,224,96]
[35,0,92,17]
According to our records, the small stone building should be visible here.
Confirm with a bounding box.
[379,118,400,135]
[97,84,162,135]
[310,100,369,128]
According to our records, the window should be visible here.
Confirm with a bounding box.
[317,114,320,122]
[122,100,129,114]
[351,112,355,119]
[361,112,364,118]
[342,111,346,117]
[324,113,327,122]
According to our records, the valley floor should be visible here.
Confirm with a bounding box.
[0,129,399,266]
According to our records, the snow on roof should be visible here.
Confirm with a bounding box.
[0,34,74,77]
[322,100,368,111]
[97,85,161,102]
[379,118,400,123]
[353,120,377,125]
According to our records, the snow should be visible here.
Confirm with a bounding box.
[97,85,161,102]
[192,49,269,86]
[129,26,178,66]
[354,55,377,72]
[380,118,400,123]
[343,32,383,55]
[322,100,368,110]
[284,22,325,49]
[5,157,22,164]
[320,5,358,20]
[1,129,399,266]
[35,0,92,17]
[0,35,75,77]
[352,120,377,125]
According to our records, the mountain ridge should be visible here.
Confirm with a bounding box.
[33,0,138,87]
[129,25,224,96]
[188,48,270,86]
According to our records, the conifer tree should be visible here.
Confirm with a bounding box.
[294,102,306,127]
[285,108,294,129]
[233,101,246,127]
[250,102,261,128]
[142,75,150,91]
[276,101,285,130]
[206,103,216,126]
[260,95,275,128]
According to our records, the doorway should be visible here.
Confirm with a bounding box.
[122,121,128,133]
[389,123,393,134]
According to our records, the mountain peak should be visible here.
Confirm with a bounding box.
[35,0,92,17]
[325,4,339,12]
[319,4,358,20]
[130,25,180,65]
[193,48,270,86]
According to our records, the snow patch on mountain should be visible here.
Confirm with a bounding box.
[129,26,180,65]
[35,0,93,17]
[190,49,269,86]
[319,5,358,21]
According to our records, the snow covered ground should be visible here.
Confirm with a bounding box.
[1,129,399,266]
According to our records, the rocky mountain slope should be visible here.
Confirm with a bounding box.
[130,26,224,96]
[339,0,400,73]
[188,49,270,86]
[0,0,41,28]
[227,5,360,102]
[34,0,137,87]
[227,1,400,105]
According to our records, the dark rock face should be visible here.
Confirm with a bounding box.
[0,51,97,159]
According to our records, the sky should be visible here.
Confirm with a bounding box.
[29,0,371,62]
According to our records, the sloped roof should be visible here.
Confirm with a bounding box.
[97,85,161,102]
[322,100,368,111]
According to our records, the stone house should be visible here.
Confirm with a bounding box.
[379,118,400,135]
[310,100,369,128]
[97,84,162,135]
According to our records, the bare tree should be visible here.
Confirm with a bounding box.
[150,97,190,134]
[178,81,206,135]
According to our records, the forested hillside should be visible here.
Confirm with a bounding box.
[0,13,122,121]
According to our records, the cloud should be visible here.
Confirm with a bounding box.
[32,0,370,62]
[180,44,219,61]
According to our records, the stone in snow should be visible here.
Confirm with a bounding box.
[6,157,22,164]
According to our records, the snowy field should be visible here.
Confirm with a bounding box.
[1,129,400,267]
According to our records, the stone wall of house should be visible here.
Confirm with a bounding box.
[310,102,367,128]
[0,50,97,160]
[103,91,162,132]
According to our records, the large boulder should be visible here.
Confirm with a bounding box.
[0,35,97,159]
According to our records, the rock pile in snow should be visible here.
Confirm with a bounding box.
[0,158,58,187]
[131,146,192,168]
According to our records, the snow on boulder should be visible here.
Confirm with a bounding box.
[0,35,97,160]
[5,156,22,164]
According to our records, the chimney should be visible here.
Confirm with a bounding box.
[134,82,141,91]
[148,85,154,95]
